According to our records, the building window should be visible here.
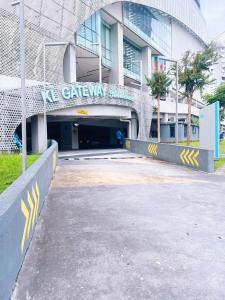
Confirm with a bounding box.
[170,124,175,138]
[101,22,112,68]
[77,12,100,54]
[123,3,172,56]
[123,39,141,81]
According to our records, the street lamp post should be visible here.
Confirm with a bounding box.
[43,42,71,150]
[12,0,27,173]
[130,59,143,140]
[161,58,179,145]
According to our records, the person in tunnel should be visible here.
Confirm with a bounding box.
[116,129,124,148]
[13,132,22,152]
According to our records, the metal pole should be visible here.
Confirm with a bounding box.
[140,60,143,140]
[175,61,179,145]
[43,44,47,150]
[20,0,27,173]
[42,42,69,150]
[98,18,102,83]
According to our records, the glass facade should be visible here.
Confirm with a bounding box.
[77,13,112,68]
[76,3,173,80]
[101,22,112,68]
[123,3,172,56]
[77,12,99,54]
[123,39,141,81]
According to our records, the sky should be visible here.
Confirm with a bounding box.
[201,0,225,39]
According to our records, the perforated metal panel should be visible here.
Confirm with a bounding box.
[0,83,152,151]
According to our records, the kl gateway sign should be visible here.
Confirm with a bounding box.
[41,84,133,103]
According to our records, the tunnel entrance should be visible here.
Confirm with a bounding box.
[47,117,128,151]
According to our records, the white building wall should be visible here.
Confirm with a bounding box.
[171,21,204,60]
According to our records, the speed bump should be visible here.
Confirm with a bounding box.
[20,182,40,253]
[180,149,199,167]
[148,144,158,156]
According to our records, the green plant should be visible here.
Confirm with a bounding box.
[191,115,199,126]
[204,83,225,121]
[146,71,172,143]
[178,46,218,145]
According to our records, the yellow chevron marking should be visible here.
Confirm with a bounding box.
[20,183,41,253]
[21,199,29,253]
[36,182,40,217]
[180,149,186,164]
[193,150,199,167]
[180,149,200,168]
[32,186,38,225]
[27,191,34,233]
[52,151,57,170]
[183,149,190,164]
[148,144,157,156]
[188,150,195,166]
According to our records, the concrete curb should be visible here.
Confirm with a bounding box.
[125,139,214,173]
[0,141,58,300]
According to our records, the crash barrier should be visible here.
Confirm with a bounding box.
[125,139,214,173]
[0,141,58,300]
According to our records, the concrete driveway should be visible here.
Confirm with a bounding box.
[12,154,225,300]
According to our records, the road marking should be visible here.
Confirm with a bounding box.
[20,183,40,253]
[148,144,157,156]
[180,149,200,167]
[193,150,200,167]
[21,200,29,253]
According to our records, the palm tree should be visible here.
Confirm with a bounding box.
[178,46,218,145]
[146,71,172,143]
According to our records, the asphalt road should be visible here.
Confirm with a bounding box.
[12,154,225,300]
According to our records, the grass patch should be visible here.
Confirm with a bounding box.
[215,158,225,171]
[178,139,225,154]
[173,140,225,171]
[178,140,200,148]
[0,154,39,194]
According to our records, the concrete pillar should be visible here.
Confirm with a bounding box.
[131,114,138,139]
[162,113,169,122]
[110,23,124,85]
[71,125,79,150]
[63,44,77,83]
[31,115,47,153]
[141,46,152,92]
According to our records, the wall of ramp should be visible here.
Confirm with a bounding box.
[0,141,58,300]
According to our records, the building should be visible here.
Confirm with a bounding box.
[207,31,225,95]
[205,31,225,132]
[0,0,207,152]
